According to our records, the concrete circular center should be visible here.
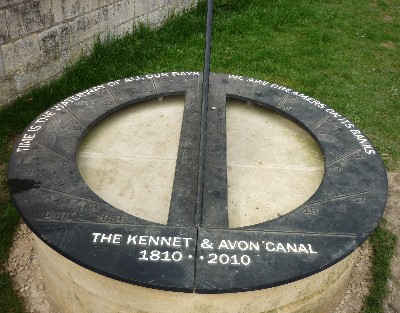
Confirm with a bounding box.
[77,97,323,228]
[77,96,185,225]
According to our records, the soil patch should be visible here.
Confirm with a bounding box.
[383,172,400,313]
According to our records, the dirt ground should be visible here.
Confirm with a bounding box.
[5,172,400,313]
[382,172,400,313]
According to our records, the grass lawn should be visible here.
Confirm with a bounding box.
[0,0,398,312]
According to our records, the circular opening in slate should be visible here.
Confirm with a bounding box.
[77,96,185,225]
[226,98,324,228]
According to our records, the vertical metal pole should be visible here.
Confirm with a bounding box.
[196,0,214,227]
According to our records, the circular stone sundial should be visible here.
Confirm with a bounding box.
[8,72,387,294]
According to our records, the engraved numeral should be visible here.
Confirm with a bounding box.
[330,166,341,172]
[207,253,251,266]
[353,196,365,203]
[354,153,366,159]
[102,214,123,222]
[304,207,318,214]
[90,204,99,211]
[138,250,183,262]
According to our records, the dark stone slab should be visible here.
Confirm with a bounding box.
[8,72,387,293]
[194,228,358,293]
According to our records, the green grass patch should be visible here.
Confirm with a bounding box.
[0,0,399,312]
[0,202,25,312]
[211,0,400,170]
[0,272,25,313]
[363,223,397,313]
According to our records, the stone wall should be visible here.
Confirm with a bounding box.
[0,0,198,108]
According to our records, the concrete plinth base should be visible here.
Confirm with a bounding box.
[34,235,356,313]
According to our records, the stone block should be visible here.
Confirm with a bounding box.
[98,30,113,43]
[60,48,72,64]
[135,0,161,18]
[53,0,97,22]
[60,45,84,69]
[182,0,198,10]
[114,21,134,37]
[0,0,25,10]
[39,27,61,62]
[108,0,135,30]
[5,0,54,39]
[0,0,198,109]
[68,38,95,62]
[36,56,65,82]
[96,6,110,33]
[136,13,147,25]
[147,8,169,27]
[0,49,4,78]
[98,0,116,8]
[52,0,63,24]
[0,77,17,108]
[68,12,102,45]
[13,69,37,92]
[0,9,10,44]
[12,55,64,93]
[76,12,95,39]
[1,34,41,75]
[59,24,69,49]
[164,1,184,17]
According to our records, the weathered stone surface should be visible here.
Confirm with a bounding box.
[0,76,17,106]
[1,34,41,75]
[165,0,186,16]
[68,37,95,62]
[12,55,66,93]
[135,0,160,18]
[57,15,94,48]
[5,0,54,39]
[72,15,94,43]
[114,21,135,37]
[53,0,96,22]
[0,0,199,108]
[147,8,169,27]
[0,0,25,10]
[136,13,148,25]
[98,0,117,8]
[96,6,110,33]
[0,49,4,78]
[108,0,136,29]
[0,9,10,44]
[182,0,197,10]
[39,27,61,61]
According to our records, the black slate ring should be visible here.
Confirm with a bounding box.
[8,72,387,293]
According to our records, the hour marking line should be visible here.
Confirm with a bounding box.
[306,190,369,205]
[326,148,363,166]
